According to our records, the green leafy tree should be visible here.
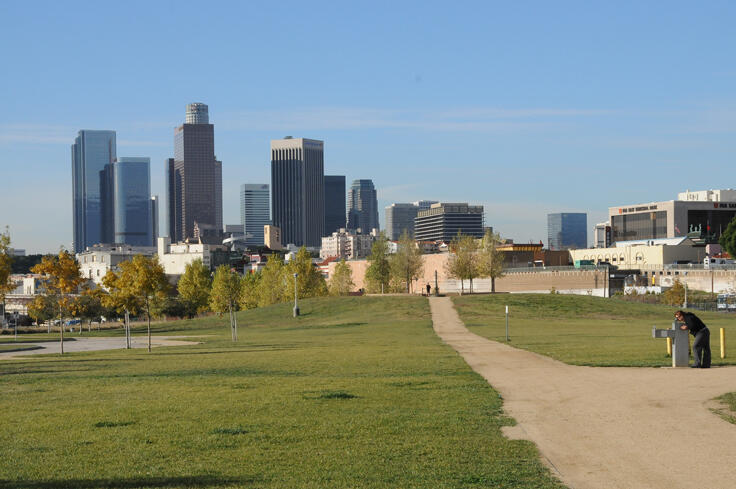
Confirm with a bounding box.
[720,216,736,260]
[102,268,141,346]
[389,231,424,293]
[177,259,212,317]
[210,265,243,341]
[477,230,506,293]
[31,250,84,354]
[239,272,261,310]
[365,233,391,293]
[0,227,14,326]
[258,256,286,307]
[284,247,328,301]
[329,259,354,296]
[445,233,479,295]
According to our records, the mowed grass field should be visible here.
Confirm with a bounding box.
[453,293,736,367]
[0,297,566,489]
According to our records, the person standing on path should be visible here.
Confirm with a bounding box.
[675,310,711,368]
[426,283,431,296]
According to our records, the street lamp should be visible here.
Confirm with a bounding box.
[293,273,300,317]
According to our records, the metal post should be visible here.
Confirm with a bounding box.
[505,305,510,342]
[684,272,688,308]
[434,270,439,296]
[293,273,299,317]
[721,328,726,359]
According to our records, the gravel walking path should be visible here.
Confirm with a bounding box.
[430,296,736,489]
[0,336,200,358]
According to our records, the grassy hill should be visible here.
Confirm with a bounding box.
[453,293,736,367]
[0,296,565,489]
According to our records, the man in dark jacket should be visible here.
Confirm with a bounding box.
[675,310,711,368]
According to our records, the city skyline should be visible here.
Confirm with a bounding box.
[3,2,736,253]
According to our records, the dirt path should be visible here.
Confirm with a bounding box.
[0,336,200,358]
[429,297,736,489]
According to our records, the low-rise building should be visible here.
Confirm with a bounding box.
[157,237,229,276]
[569,237,706,270]
[414,203,484,241]
[77,243,156,284]
[320,229,378,260]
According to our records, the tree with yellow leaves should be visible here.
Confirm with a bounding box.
[31,249,84,354]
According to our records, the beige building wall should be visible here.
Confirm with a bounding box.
[570,243,704,270]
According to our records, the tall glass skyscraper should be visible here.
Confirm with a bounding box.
[166,103,223,243]
[347,179,379,233]
[547,213,587,250]
[270,137,324,247]
[240,184,270,246]
[72,130,117,252]
[114,158,152,247]
[324,175,346,235]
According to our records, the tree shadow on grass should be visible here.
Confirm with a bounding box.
[0,475,260,488]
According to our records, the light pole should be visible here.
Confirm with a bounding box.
[683,271,688,309]
[293,273,300,317]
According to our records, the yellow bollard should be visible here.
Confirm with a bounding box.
[666,337,672,357]
[721,328,726,359]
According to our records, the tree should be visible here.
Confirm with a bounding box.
[329,259,354,296]
[177,259,212,317]
[258,256,286,307]
[104,256,170,352]
[0,227,14,326]
[31,250,84,354]
[477,230,505,293]
[210,265,243,341]
[365,233,391,293]
[445,233,479,294]
[389,231,424,293]
[663,279,685,306]
[27,293,56,326]
[102,268,142,348]
[239,272,261,310]
[720,216,736,260]
[71,286,104,332]
[284,247,328,301]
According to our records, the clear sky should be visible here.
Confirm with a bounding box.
[1,1,735,253]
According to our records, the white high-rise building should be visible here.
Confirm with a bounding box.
[240,184,270,246]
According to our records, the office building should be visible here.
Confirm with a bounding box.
[151,195,159,243]
[414,203,484,242]
[594,221,611,248]
[347,179,379,232]
[609,189,736,244]
[270,137,324,247]
[547,213,587,250]
[324,175,346,235]
[113,157,152,247]
[71,130,117,252]
[385,200,439,240]
[240,184,270,246]
[166,103,223,243]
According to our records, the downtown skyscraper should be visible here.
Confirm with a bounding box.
[270,137,324,247]
[72,130,117,252]
[324,175,346,235]
[113,157,152,247]
[166,103,223,243]
[240,184,270,246]
[347,179,379,233]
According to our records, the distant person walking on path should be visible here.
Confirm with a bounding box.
[426,283,431,296]
[675,310,711,368]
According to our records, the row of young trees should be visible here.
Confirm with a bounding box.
[444,230,505,294]
[364,232,424,293]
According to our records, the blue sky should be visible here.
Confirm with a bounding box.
[1,1,735,253]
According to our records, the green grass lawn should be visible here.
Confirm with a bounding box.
[452,293,736,367]
[714,392,736,425]
[0,344,43,353]
[0,296,565,489]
